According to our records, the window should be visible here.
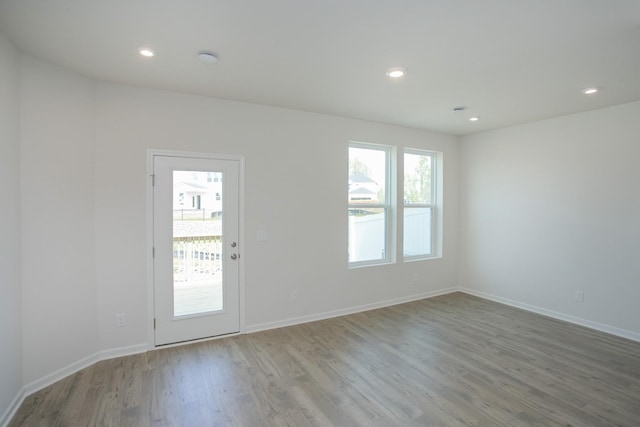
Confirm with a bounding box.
[348,143,392,265]
[348,143,440,267]
[403,149,435,259]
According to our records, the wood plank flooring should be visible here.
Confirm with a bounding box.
[9,293,640,426]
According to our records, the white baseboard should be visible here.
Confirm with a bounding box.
[1,343,148,427]
[22,343,148,397]
[459,288,640,343]
[0,386,25,427]
[97,343,149,363]
[245,287,458,334]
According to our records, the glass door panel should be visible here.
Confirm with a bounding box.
[172,170,224,317]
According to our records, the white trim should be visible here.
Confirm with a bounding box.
[401,148,440,261]
[348,141,395,267]
[1,387,25,427]
[237,156,246,334]
[146,151,155,349]
[459,288,640,343]
[1,343,148,427]
[148,149,245,162]
[146,149,246,348]
[96,343,150,362]
[23,343,148,397]
[154,332,241,350]
[245,287,458,334]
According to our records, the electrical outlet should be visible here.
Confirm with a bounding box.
[116,313,126,327]
[291,290,298,301]
[412,273,419,282]
[575,291,584,303]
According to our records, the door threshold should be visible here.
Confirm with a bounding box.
[154,331,241,350]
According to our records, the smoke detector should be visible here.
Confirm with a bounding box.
[197,51,218,64]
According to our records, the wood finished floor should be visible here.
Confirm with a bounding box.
[9,293,640,426]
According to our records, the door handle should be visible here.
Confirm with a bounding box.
[230,253,238,260]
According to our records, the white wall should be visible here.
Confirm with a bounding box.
[0,33,22,425]
[94,83,459,348]
[19,55,99,384]
[459,102,640,337]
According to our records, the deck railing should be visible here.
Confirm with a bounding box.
[173,236,222,283]
[173,209,222,221]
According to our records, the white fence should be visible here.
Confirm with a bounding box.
[348,208,432,262]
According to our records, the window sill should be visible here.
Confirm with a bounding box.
[348,260,394,269]
[402,254,442,263]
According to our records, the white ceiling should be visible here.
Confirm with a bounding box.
[1,0,639,135]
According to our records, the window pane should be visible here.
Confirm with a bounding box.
[348,208,386,262]
[173,170,223,316]
[404,152,432,204]
[349,147,386,204]
[403,207,432,257]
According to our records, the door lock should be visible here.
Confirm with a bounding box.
[230,242,237,248]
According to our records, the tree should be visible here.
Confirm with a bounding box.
[404,155,431,203]
[349,156,371,177]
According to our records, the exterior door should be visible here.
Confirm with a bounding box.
[153,154,240,346]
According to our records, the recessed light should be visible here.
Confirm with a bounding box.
[197,51,218,64]
[582,87,599,95]
[386,67,407,78]
[469,116,480,122]
[138,47,156,58]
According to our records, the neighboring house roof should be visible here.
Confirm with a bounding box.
[349,187,376,196]
[175,182,208,190]
[349,173,376,184]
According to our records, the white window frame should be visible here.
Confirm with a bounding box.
[348,142,395,268]
[402,148,438,261]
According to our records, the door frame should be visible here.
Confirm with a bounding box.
[146,149,245,349]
